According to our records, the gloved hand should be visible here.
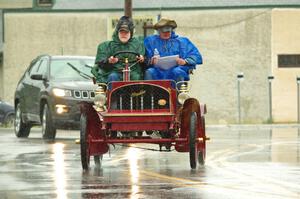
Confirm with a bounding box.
[97,58,113,70]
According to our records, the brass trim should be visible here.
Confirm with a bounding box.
[109,82,172,95]
[108,82,175,110]
[103,112,175,117]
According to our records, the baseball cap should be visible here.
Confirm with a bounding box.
[118,24,130,32]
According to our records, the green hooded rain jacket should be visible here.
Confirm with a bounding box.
[91,31,145,83]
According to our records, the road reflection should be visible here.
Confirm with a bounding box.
[1,127,299,199]
[126,145,141,199]
[52,143,67,199]
[271,127,300,163]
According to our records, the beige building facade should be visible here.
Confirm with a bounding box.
[1,7,300,124]
[0,0,32,9]
[272,9,300,123]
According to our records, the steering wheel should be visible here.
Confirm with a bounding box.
[112,50,141,64]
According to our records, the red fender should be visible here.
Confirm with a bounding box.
[80,102,109,155]
[175,98,205,152]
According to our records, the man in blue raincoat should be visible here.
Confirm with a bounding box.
[144,18,202,82]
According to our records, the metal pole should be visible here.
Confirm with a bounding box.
[237,73,244,124]
[237,80,241,124]
[297,76,300,123]
[124,0,132,18]
[268,76,274,123]
[268,80,272,122]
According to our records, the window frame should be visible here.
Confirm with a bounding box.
[36,0,54,7]
[278,54,300,68]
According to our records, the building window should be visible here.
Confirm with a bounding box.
[37,0,53,7]
[278,54,300,68]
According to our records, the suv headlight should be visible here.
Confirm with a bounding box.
[53,88,72,97]
[178,92,190,105]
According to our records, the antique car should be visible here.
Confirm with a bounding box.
[80,51,208,169]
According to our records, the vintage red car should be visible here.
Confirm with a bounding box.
[79,51,208,169]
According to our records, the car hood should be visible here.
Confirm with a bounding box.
[52,80,98,90]
[0,101,14,111]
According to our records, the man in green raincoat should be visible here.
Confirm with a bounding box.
[91,16,145,83]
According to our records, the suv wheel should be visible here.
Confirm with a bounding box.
[14,103,31,138]
[41,103,56,140]
[4,114,14,127]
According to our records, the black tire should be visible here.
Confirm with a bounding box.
[198,151,205,165]
[4,114,14,127]
[189,112,198,169]
[80,114,90,170]
[41,104,56,140]
[94,155,103,168]
[14,103,31,138]
[198,117,206,165]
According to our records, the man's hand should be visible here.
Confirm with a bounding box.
[176,58,186,66]
[108,56,119,64]
[136,55,144,63]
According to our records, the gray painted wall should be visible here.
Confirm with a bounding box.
[0,9,3,99]
[177,9,272,124]
[3,9,271,124]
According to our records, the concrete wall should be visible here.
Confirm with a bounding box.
[3,9,273,124]
[3,12,109,103]
[0,58,2,99]
[0,9,2,99]
[272,9,300,123]
[0,0,32,9]
[170,9,272,124]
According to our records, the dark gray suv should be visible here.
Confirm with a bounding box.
[14,55,97,139]
[0,99,14,127]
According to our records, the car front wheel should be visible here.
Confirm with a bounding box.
[80,113,90,170]
[41,103,56,140]
[14,103,31,138]
[4,114,14,127]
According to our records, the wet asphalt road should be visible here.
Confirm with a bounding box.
[0,125,299,199]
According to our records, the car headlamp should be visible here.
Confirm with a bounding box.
[178,92,190,105]
[55,104,69,114]
[94,93,106,107]
[53,88,72,97]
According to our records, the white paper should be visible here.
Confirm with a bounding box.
[155,55,179,70]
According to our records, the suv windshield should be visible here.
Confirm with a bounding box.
[50,58,94,81]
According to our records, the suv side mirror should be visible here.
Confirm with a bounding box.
[30,74,46,81]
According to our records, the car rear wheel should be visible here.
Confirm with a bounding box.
[198,117,206,165]
[14,103,31,138]
[189,112,198,169]
[198,151,205,165]
[94,155,103,168]
[41,104,56,140]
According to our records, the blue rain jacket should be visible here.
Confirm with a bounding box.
[144,31,202,81]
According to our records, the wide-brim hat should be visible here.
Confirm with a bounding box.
[153,18,177,30]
